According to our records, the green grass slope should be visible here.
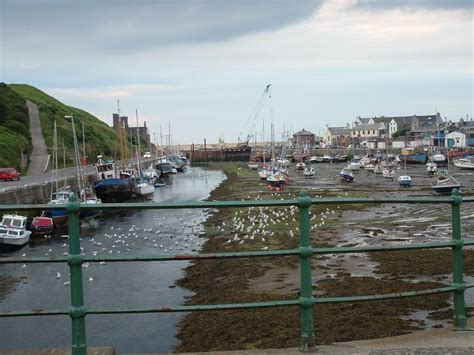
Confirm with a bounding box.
[9,84,120,167]
[0,83,32,171]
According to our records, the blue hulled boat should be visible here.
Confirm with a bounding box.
[93,156,135,203]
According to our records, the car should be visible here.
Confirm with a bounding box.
[0,167,21,181]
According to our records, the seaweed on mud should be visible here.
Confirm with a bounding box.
[175,162,470,352]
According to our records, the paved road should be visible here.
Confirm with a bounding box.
[26,101,50,176]
[0,165,95,192]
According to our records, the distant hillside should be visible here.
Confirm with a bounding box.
[0,83,32,171]
[9,84,121,168]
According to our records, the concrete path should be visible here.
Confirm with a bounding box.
[26,100,50,176]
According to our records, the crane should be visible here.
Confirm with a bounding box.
[238,84,272,146]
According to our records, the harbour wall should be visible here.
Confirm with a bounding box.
[0,174,96,205]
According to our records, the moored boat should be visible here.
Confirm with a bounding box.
[400,148,428,164]
[453,156,474,170]
[93,156,135,203]
[303,166,315,178]
[426,162,438,175]
[45,186,75,227]
[30,216,54,237]
[339,167,354,182]
[398,175,412,186]
[0,215,31,247]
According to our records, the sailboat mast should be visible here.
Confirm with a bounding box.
[71,116,83,199]
[136,109,141,173]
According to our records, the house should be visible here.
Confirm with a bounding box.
[292,129,316,148]
[351,123,386,139]
[445,131,466,148]
[323,125,351,147]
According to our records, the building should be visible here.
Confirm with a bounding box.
[445,131,466,148]
[292,129,316,148]
[323,125,351,147]
[112,113,150,146]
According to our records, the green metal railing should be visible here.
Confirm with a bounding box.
[0,189,473,353]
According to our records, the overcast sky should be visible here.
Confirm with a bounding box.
[1,0,472,145]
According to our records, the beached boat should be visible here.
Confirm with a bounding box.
[93,157,135,203]
[347,160,361,171]
[398,155,411,186]
[303,166,315,178]
[339,167,354,182]
[400,148,428,164]
[373,164,383,175]
[432,168,460,195]
[453,156,474,170]
[0,215,31,247]
[382,167,395,180]
[426,162,438,175]
[266,172,287,190]
[30,216,54,237]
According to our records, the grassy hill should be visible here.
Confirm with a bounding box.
[9,84,121,169]
[0,83,32,171]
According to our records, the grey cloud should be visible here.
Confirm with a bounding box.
[2,0,323,53]
[351,0,473,12]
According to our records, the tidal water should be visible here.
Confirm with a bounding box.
[0,167,226,352]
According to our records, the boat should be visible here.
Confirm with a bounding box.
[400,148,428,164]
[364,163,375,172]
[155,159,174,178]
[382,167,395,180]
[30,216,54,237]
[248,163,259,170]
[453,156,474,170]
[79,187,102,219]
[266,171,287,190]
[373,164,383,175]
[431,153,446,165]
[347,160,361,171]
[0,215,31,247]
[295,162,306,171]
[45,186,75,226]
[339,167,354,182]
[303,166,316,178]
[426,162,438,175]
[432,173,460,195]
[397,155,411,186]
[322,155,334,163]
[93,156,135,203]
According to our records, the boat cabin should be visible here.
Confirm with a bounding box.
[95,155,118,180]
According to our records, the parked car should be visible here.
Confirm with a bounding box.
[0,167,21,181]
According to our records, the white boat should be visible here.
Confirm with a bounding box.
[382,167,395,179]
[398,175,412,186]
[303,166,315,178]
[453,156,474,170]
[248,163,259,170]
[364,163,375,172]
[143,166,159,179]
[373,164,383,174]
[432,153,446,164]
[347,160,361,170]
[134,180,155,197]
[0,215,31,246]
[426,162,438,175]
[432,175,460,195]
[296,162,306,170]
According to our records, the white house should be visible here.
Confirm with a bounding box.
[445,131,466,148]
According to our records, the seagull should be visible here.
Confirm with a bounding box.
[88,276,93,282]
[56,272,61,279]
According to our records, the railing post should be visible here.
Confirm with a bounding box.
[450,189,467,330]
[298,191,315,351]
[67,196,87,354]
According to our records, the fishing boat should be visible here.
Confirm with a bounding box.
[453,156,474,170]
[303,166,316,178]
[30,216,54,237]
[155,159,174,178]
[426,162,438,175]
[266,171,287,190]
[399,148,428,164]
[93,156,135,203]
[339,167,354,182]
[79,187,102,219]
[0,215,31,247]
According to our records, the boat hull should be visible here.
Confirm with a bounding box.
[0,232,31,246]
[403,153,428,164]
[93,178,135,203]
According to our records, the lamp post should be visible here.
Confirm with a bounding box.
[65,113,86,165]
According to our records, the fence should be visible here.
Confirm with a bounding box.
[0,189,473,354]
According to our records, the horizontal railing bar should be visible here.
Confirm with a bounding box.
[4,283,473,318]
[314,285,461,304]
[2,195,472,212]
[2,241,467,264]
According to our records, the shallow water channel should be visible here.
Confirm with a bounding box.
[0,167,226,352]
